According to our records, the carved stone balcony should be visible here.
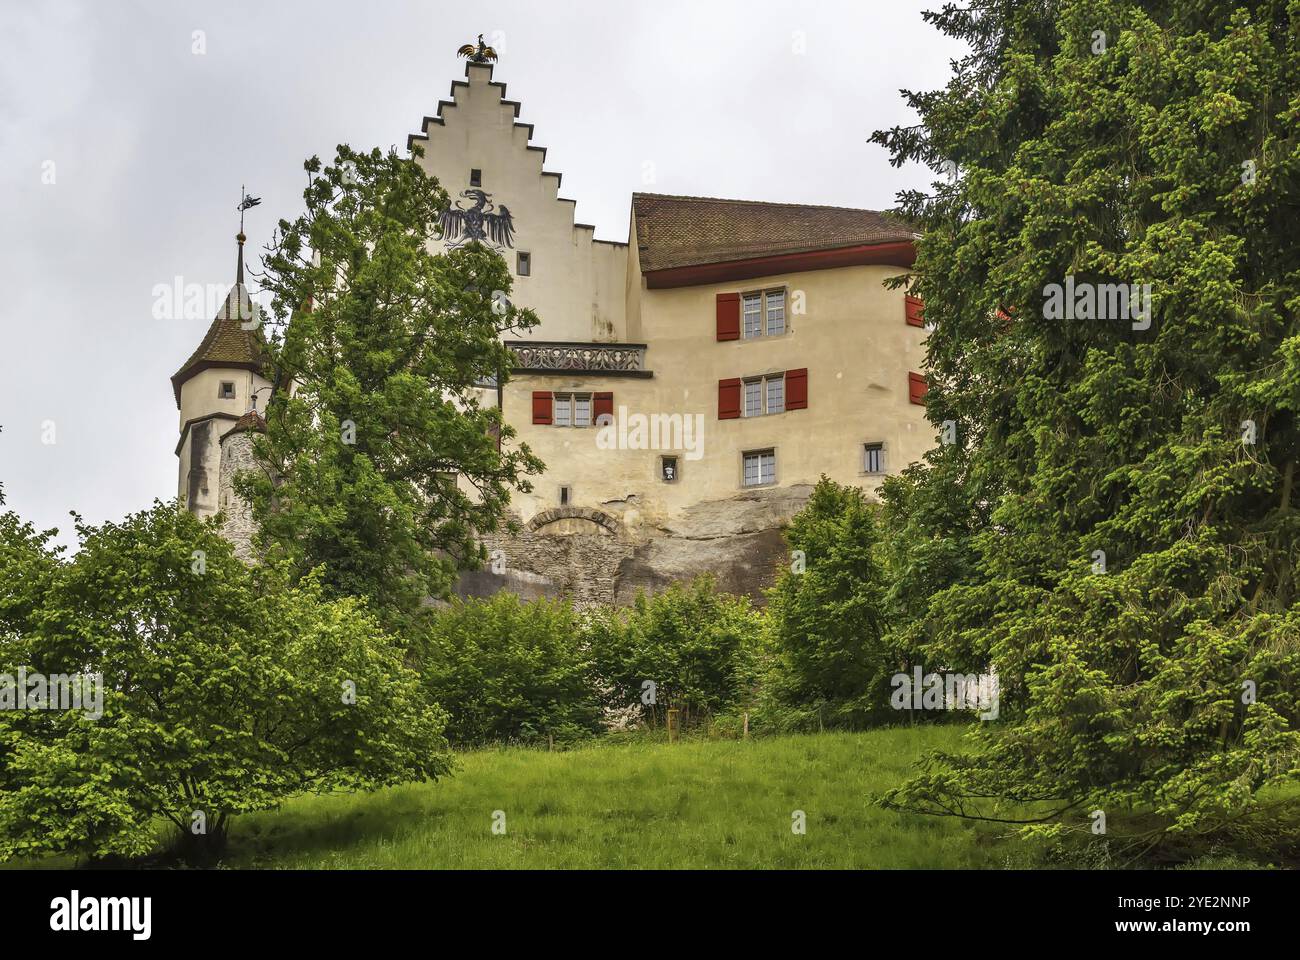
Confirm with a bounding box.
[505,340,652,378]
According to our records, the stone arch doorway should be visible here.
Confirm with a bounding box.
[526,505,622,537]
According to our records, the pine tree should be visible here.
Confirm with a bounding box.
[872,1,1300,859]
[764,478,896,730]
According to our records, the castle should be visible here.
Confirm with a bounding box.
[172,49,931,605]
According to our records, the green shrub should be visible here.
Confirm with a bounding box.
[759,477,902,731]
[414,593,602,747]
[0,501,450,864]
[587,577,760,730]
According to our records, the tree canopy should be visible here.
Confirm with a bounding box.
[240,145,543,632]
[871,0,1300,856]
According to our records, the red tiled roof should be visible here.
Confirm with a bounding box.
[220,410,266,442]
[632,193,917,273]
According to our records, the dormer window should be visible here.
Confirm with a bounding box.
[470,168,482,187]
[219,381,236,400]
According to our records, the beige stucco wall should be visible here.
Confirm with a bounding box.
[407,64,931,536]
[501,260,932,531]
[177,368,271,431]
[175,367,272,515]
[411,62,627,343]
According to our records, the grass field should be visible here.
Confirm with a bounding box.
[213,725,1041,869]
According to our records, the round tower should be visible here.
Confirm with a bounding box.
[170,232,272,518]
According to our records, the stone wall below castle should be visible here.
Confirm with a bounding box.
[455,484,812,608]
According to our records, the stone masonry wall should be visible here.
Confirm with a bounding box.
[455,484,813,608]
[217,431,260,564]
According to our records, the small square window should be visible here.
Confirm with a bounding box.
[864,442,886,474]
[517,251,531,276]
[661,456,679,483]
[470,168,482,187]
[219,381,236,400]
[743,449,776,487]
[552,393,591,427]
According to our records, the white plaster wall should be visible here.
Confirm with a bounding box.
[411,62,627,343]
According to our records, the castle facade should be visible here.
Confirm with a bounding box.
[173,56,931,604]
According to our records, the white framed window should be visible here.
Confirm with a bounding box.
[742,374,785,417]
[766,375,784,414]
[864,442,885,474]
[742,288,787,339]
[553,393,591,427]
[743,449,776,487]
[766,289,786,336]
[742,292,762,338]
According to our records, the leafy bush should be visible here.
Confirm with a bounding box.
[759,477,902,731]
[0,501,451,864]
[588,577,760,730]
[414,593,602,747]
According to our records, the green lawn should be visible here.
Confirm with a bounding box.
[215,725,1039,869]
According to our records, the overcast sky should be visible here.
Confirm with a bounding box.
[0,0,965,549]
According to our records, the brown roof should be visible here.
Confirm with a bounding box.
[632,193,917,273]
[171,283,266,406]
[220,410,267,442]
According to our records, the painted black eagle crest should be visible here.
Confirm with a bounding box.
[439,188,516,249]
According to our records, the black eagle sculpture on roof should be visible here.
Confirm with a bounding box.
[457,34,498,63]
[439,188,515,249]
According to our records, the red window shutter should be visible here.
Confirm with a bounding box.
[716,292,740,341]
[593,391,614,425]
[718,378,741,419]
[905,295,925,327]
[785,368,808,410]
[908,372,928,405]
[531,391,553,424]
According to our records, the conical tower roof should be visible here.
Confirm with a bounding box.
[170,232,266,406]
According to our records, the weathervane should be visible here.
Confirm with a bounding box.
[457,34,498,63]
[237,185,262,233]
[234,186,262,287]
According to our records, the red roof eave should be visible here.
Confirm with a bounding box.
[642,240,917,289]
